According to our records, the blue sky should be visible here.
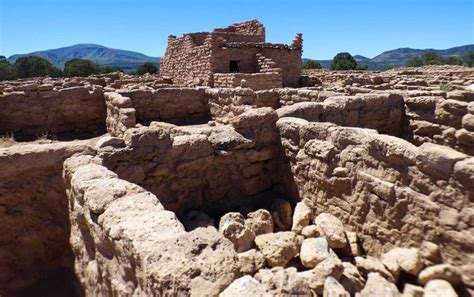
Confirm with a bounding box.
[1,0,473,59]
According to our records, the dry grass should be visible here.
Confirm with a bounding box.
[440,83,454,92]
[0,133,16,148]
[0,131,58,148]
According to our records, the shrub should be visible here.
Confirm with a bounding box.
[422,52,445,65]
[14,56,63,78]
[102,66,123,74]
[330,52,358,70]
[444,56,462,65]
[440,83,454,92]
[405,56,424,67]
[64,59,100,77]
[303,60,322,69]
[136,62,158,75]
[0,56,17,80]
[463,51,474,67]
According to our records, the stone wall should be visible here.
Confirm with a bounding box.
[0,85,105,137]
[213,72,282,90]
[159,35,214,86]
[117,88,210,125]
[0,140,91,296]
[213,19,265,41]
[104,92,137,137]
[63,155,241,296]
[98,108,281,216]
[276,118,473,273]
[276,93,404,136]
[160,20,302,88]
[276,89,345,105]
[211,45,302,87]
[403,90,474,155]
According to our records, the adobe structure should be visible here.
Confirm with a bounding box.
[0,21,473,297]
[160,20,303,89]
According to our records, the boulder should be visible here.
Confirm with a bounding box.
[417,264,462,286]
[300,237,331,268]
[255,267,312,296]
[323,276,350,297]
[219,275,267,297]
[271,199,293,231]
[314,213,348,249]
[291,201,313,233]
[360,273,400,297]
[208,128,254,150]
[301,225,319,238]
[299,257,344,295]
[381,247,424,277]
[423,279,458,297]
[402,284,424,297]
[245,209,274,235]
[419,241,441,266]
[355,256,395,282]
[238,249,266,275]
[340,262,365,295]
[219,212,255,253]
[254,232,301,267]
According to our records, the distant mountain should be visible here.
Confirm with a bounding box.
[304,44,473,70]
[7,44,160,72]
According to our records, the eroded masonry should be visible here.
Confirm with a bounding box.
[0,20,473,297]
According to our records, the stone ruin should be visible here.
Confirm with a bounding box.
[0,21,473,297]
[160,20,303,89]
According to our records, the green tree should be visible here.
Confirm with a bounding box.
[422,52,445,65]
[136,62,158,75]
[0,56,17,81]
[356,64,368,70]
[330,52,358,70]
[444,56,462,65]
[303,60,322,69]
[14,56,63,78]
[101,66,123,74]
[405,56,424,67]
[463,51,474,67]
[64,59,100,77]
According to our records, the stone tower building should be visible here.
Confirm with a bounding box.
[160,20,303,89]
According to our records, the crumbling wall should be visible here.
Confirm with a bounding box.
[211,45,302,87]
[159,35,214,86]
[0,86,105,136]
[205,88,281,123]
[213,19,265,41]
[105,92,137,137]
[98,108,280,216]
[63,155,241,296]
[403,90,474,155]
[276,89,345,105]
[276,93,404,136]
[118,88,210,125]
[0,141,90,296]
[214,72,282,90]
[277,118,473,273]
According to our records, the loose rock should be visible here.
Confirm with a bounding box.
[314,213,348,249]
[245,209,274,235]
[254,232,301,267]
[219,212,255,252]
[300,237,331,268]
[423,279,458,297]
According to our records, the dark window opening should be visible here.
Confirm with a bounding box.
[229,60,240,73]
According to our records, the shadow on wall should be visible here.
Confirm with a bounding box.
[0,144,90,297]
